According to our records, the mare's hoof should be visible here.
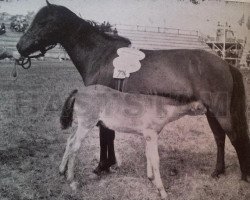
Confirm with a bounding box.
[93,165,110,175]
[93,160,118,175]
[211,169,225,178]
[241,174,250,182]
[110,163,119,171]
[169,168,178,176]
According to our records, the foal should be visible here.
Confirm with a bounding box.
[59,85,206,199]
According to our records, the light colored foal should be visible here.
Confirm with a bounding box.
[59,85,206,199]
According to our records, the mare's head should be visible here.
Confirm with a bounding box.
[17,0,78,57]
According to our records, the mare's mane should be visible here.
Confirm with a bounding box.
[84,19,131,43]
[45,4,131,46]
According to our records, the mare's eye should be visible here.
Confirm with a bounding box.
[38,21,47,26]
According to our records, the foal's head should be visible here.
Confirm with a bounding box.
[17,1,79,57]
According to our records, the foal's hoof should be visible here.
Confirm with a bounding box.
[148,176,154,182]
[59,166,67,176]
[59,170,65,176]
[70,181,79,191]
[160,190,168,200]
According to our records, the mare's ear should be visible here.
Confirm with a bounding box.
[46,0,52,7]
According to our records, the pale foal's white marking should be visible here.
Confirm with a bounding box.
[60,85,206,199]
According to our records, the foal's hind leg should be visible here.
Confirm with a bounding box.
[59,133,76,175]
[144,129,167,199]
[66,125,91,181]
[60,120,93,181]
[206,110,226,177]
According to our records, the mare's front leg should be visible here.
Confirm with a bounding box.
[93,124,116,175]
[144,129,167,199]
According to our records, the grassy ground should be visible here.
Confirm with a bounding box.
[0,60,250,200]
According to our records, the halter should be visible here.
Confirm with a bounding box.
[16,44,56,69]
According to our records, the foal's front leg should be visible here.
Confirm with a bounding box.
[144,129,167,199]
[146,144,154,181]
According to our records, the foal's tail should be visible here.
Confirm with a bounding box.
[60,89,78,130]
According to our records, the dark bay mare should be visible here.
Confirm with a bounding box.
[16,1,250,181]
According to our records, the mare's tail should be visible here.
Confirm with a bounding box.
[229,65,250,177]
[60,89,78,130]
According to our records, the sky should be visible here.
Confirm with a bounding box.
[0,0,249,38]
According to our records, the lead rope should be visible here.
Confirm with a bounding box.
[12,60,17,78]
[11,44,56,78]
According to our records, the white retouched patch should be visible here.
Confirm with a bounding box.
[113,47,145,78]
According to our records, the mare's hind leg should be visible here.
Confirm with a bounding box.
[144,129,167,199]
[208,111,250,181]
[229,109,250,181]
[206,110,226,177]
[226,64,250,181]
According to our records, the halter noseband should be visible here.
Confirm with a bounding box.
[16,44,56,69]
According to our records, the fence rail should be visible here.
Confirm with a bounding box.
[114,24,199,36]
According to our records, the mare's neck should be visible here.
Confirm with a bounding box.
[60,21,130,85]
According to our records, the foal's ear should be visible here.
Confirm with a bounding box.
[46,0,51,7]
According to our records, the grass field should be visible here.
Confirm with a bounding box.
[0,60,250,200]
